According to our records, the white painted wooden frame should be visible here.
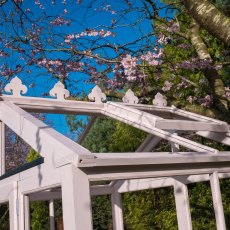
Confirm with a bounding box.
[0,94,230,230]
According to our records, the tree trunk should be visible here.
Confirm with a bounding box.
[189,19,229,113]
[189,20,211,60]
[184,0,230,47]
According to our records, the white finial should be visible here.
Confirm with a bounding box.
[49,81,70,100]
[88,85,106,103]
[4,76,27,97]
[153,92,167,106]
[122,89,139,104]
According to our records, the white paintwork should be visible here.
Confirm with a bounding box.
[197,130,230,146]
[86,152,230,167]
[24,196,30,230]
[91,184,113,196]
[174,179,192,230]
[122,89,138,104]
[170,132,180,152]
[0,122,5,175]
[111,191,124,230]
[0,77,230,230]
[170,105,227,124]
[30,190,61,201]
[102,102,218,153]
[49,199,55,230]
[61,165,93,230]
[1,95,104,115]
[152,92,167,106]
[115,178,174,193]
[88,85,106,103]
[210,171,226,230]
[0,102,94,167]
[49,81,70,100]
[9,182,18,230]
[4,77,27,97]
[156,119,228,132]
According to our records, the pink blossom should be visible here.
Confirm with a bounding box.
[121,55,137,69]
[162,81,172,92]
[157,33,169,45]
[200,95,213,107]
[141,50,163,66]
[35,0,44,9]
[50,17,70,26]
[87,30,99,36]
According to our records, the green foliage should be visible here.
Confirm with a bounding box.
[82,117,116,152]
[109,122,146,152]
[92,195,113,230]
[26,149,40,162]
[189,182,216,230]
[82,117,115,229]
[30,201,49,230]
[0,204,9,230]
[66,115,88,138]
[123,188,177,230]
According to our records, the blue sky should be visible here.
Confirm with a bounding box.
[0,0,166,139]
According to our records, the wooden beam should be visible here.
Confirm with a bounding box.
[0,102,94,167]
[174,179,192,230]
[102,102,218,153]
[197,130,230,146]
[49,200,55,230]
[111,191,124,230]
[115,178,174,193]
[61,165,93,230]
[78,116,97,144]
[210,171,226,230]
[136,135,161,152]
[0,122,5,175]
[155,120,228,132]
[80,152,229,167]
[9,182,18,230]
[1,95,103,115]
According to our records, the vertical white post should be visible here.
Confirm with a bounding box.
[9,182,18,230]
[210,171,226,230]
[49,199,55,230]
[61,164,93,230]
[111,191,124,230]
[170,132,180,152]
[174,180,192,230]
[0,121,5,175]
[19,193,28,230]
[19,194,24,230]
[24,196,30,230]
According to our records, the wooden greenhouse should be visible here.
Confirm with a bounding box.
[0,76,229,230]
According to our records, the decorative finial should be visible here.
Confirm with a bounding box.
[152,92,167,106]
[49,81,70,100]
[4,76,27,97]
[88,85,106,103]
[122,89,138,104]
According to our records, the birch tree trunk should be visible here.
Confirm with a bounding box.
[184,0,230,47]
[189,19,229,114]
